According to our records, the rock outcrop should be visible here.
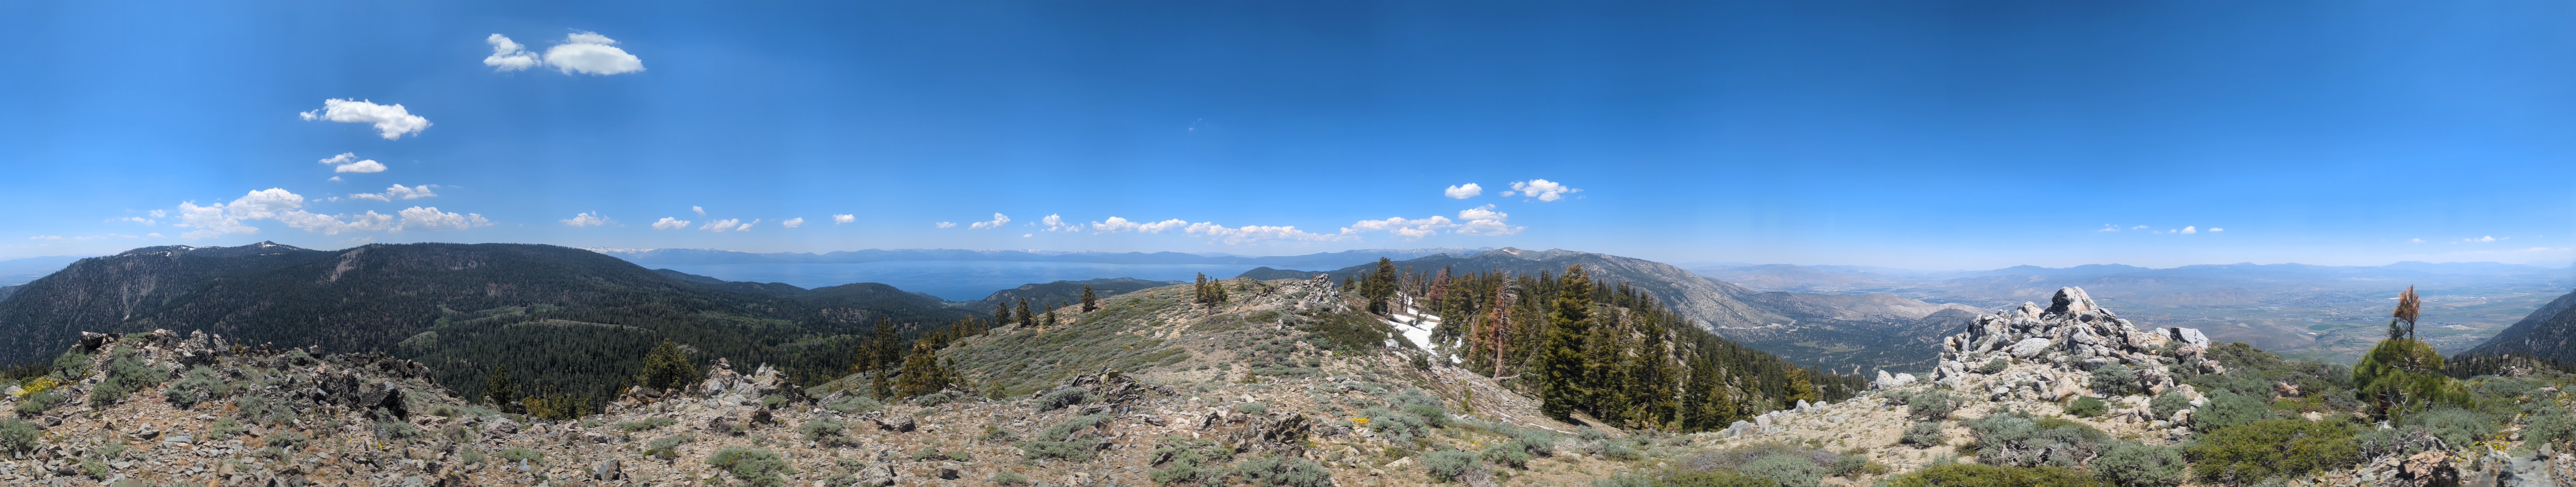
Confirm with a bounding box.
[1930,287,2220,401]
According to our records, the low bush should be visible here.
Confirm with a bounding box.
[376,421,423,441]
[13,390,63,415]
[1019,415,1110,461]
[2522,403,2576,451]
[1150,436,1232,485]
[2183,419,2360,485]
[89,350,167,406]
[706,447,793,487]
[1234,402,1270,415]
[1420,450,1479,483]
[1908,391,1963,421]
[2147,389,2190,420]
[1741,453,1825,487]
[2091,364,2138,396]
[0,418,40,454]
[264,430,310,451]
[1362,407,1431,442]
[800,419,859,447]
[1480,442,1530,469]
[1037,387,1089,411]
[498,447,544,464]
[1230,455,1331,487]
[2411,406,2500,449]
[1886,463,2108,487]
[458,447,486,465]
[618,417,679,432]
[1962,413,2112,468]
[911,391,962,407]
[2066,396,2109,418]
[206,418,244,440]
[163,366,230,408]
[1979,358,2010,374]
[992,471,1030,485]
[1654,471,1774,487]
[2189,391,2273,433]
[2091,441,2187,487]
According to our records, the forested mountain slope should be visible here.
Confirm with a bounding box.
[2461,289,2576,364]
[0,242,985,412]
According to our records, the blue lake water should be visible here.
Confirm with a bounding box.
[648,261,1271,301]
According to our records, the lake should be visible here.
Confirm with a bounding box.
[647,261,1271,300]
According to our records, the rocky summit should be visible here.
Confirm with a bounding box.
[1931,287,2219,408]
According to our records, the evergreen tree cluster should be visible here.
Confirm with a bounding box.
[1423,264,1860,431]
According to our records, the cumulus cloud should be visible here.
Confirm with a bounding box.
[692,206,705,216]
[561,212,611,227]
[300,99,430,139]
[169,188,488,238]
[1503,179,1579,202]
[319,153,388,173]
[1455,205,1523,235]
[2208,228,2223,232]
[1343,216,1456,240]
[2180,226,2197,234]
[652,217,691,230]
[483,34,540,71]
[544,32,645,75]
[968,213,1011,230]
[781,218,805,228]
[348,193,391,202]
[2132,225,2149,230]
[1444,183,1483,199]
[1090,217,1191,234]
[833,214,855,224]
[112,216,156,226]
[701,219,743,232]
[935,222,957,228]
[1040,214,1086,232]
[2473,235,2498,243]
[383,184,439,200]
[2098,224,2120,232]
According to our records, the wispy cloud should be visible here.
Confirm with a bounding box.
[319,153,387,173]
[1091,217,1190,234]
[652,217,691,230]
[561,212,611,228]
[781,218,805,228]
[967,213,1011,230]
[934,222,956,228]
[832,214,855,224]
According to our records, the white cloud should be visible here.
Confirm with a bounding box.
[299,99,431,139]
[833,214,855,224]
[2410,238,2426,243]
[149,210,165,218]
[2180,226,2197,234]
[174,188,304,238]
[781,218,805,228]
[483,34,540,71]
[1040,214,1084,232]
[2132,225,2149,230]
[2208,228,2223,233]
[968,213,1011,230]
[112,216,156,226]
[935,222,957,228]
[1342,216,1456,240]
[2469,235,2498,243]
[276,210,395,235]
[1183,222,1345,244]
[1455,205,1524,235]
[348,193,391,202]
[1503,179,1580,202]
[701,218,743,232]
[393,207,492,231]
[1091,216,1191,234]
[692,206,705,216]
[737,220,756,231]
[561,212,611,228]
[146,233,161,238]
[652,217,691,230]
[319,153,388,173]
[1444,183,1483,199]
[2098,224,2120,232]
[544,32,645,75]
[383,184,439,200]
[28,236,61,241]
[328,176,342,182]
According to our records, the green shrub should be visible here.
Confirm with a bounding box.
[824,395,884,414]
[1234,402,1270,415]
[1508,428,1558,456]
[911,448,944,461]
[2191,391,2274,433]
[1017,440,1096,461]
[1741,453,1824,487]
[800,419,859,447]
[2522,403,2575,450]
[13,390,63,415]
[1421,450,1479,482]
[1654,471,1774,487]
[89,350,167,406]
[498,447,543,464]
[206,418,244,440]
[706,447,793,487]
[1887,463,2108,487]
[1230,455,1331,487]
[458,447,485,464]
[376,421,423,441]
[264,430,310,451]
[1362,406,1431,441]
[1979,358,2009,374]
[1963,413,2112,468]
[0,418,40,454]
[2091,363,2138,396]
[2065,397,2108,418]
[913,391,962,407]
[2411,406,2499,448]
[2147,389,2190,419]
[2091,441,2186,487]
[164,366,229,408]
[2350,338,2469,421]
[992,470,1030,485]
[1403,404,1450,428]
[2183,419,2360,485]
[618,417,679,432]
[79,458,109,479]
[1908,391,1963,421]
[1037,387,1089,411]
[1480,441,1530,469]
[1149,436,1231,485]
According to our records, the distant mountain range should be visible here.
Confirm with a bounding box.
[2463,289,2576,365]
[587,247,1493,269]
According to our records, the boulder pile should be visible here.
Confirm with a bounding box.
[1925,287,2223,407]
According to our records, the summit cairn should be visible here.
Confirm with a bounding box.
[1930,287,2221,408]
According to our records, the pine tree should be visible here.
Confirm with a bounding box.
[483,364,517,410]
[1193,273,1208,305]
[1016,299,1034,328]
[1043,303,1058,327]
[994,301,1012,328]
[1363,258,1397,315]
[1080,285,1098,312]
[637,340,698,392]
[893,341,954,398]
[1538,265,1595,420]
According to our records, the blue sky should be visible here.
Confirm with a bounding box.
[3,1,2571,269]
